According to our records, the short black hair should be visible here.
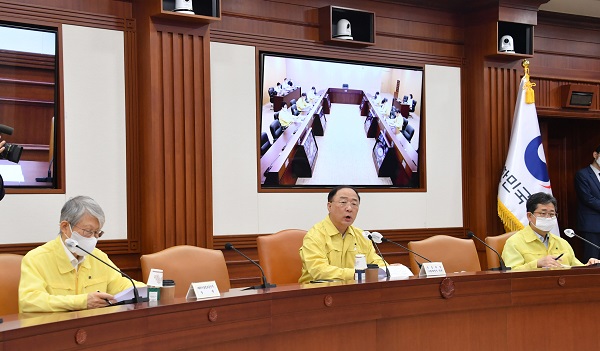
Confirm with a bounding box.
[328,185,360,203]
[595,145,600,153]
[301,93,307,97]
[526,192,557,214]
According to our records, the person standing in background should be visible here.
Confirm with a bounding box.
[574,144,600,262]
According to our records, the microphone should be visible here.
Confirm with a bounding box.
[65,238,144,303]
[225,242,276,290]
[564,229,600,250]
[0,124,14,135]
[380,236,432,269]
[362,231,390,279]
[466,231,510,271]
[36,158,53,183]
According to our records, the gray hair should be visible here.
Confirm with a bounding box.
[60,196,105,229]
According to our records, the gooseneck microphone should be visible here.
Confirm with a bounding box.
[381,237,432,269]
[225,243,276,290]
[65,238,143,303]
[564,229,600,250]
[467,231,510,271]
[363,231,390,279]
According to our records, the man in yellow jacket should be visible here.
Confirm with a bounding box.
[298,186,386,283]
[502,192,600,270]
[19,196,144,312]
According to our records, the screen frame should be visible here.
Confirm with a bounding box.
[257,50,426,192]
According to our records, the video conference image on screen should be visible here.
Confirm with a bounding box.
[258,52,423,190]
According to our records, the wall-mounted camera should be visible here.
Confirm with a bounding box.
[0,124,23,164]
[499,35,515,53]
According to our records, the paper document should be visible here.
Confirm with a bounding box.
[380,264,414,278]
[114,285,148,302]
[0,164,24,182]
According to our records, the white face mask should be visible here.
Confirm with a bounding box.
[67,224,98,257]
[534,217,557,232]
[596,157,600,167]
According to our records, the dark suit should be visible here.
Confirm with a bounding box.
[574,165,600,261]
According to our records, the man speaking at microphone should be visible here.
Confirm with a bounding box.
[502,192,600,270]
[19,196,144,312]
[298,186,386,283]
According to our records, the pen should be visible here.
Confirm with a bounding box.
[554,253,564,261]
[97,290,114,306]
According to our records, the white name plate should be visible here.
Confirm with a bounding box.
[186,281,221,299]
[419,262,446,277]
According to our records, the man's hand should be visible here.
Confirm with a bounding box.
[537,255,563,268]
[586,258,600,266]
[87,291,116,309]
[0,137,5,154]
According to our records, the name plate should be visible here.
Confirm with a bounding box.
[186,281,220,300]
[419,262,446,277]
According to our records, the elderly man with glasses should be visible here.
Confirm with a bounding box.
[298,185,386,283]
[19,196,144,312]
[502,192,600,270]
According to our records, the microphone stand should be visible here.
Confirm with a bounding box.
[367,235,390,279]
[467,231,510,271]
[75,244,143,303]
[225,243,276,290]
[36,159,53,182]
[381,237,432,269]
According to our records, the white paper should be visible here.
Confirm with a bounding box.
[381,264,414,278]
[0,164,25,182]
[114,285,148,302]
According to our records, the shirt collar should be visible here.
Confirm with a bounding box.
[590,164,600,181]
[58,235,85,269]
[324,215,356,238]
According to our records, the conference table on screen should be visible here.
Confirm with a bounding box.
[260,87,418,186]
[3,267,600,350]
[0,159,52,187]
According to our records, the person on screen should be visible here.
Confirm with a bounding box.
[278,102,295,128]
[501,192,600,270]
[298,186,386,283]
[296,93,310,112]
[19,196,145,312]
[406,94,414,107]
[283,78,292,92]
[373,91,380,104]
[274,82,283,96]
[574,144,600,262]
[308,86,318,102]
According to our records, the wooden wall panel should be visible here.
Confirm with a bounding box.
[133,7,213,256]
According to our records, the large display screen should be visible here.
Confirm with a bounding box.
[258,52,424,190]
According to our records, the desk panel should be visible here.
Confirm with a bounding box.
[272,87,301,112]
[4,269,600,350]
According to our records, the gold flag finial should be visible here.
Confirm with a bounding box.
[522,59,535,104]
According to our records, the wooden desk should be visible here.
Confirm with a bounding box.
[365,95,418,185]
[392,99,410,117]
[260,93,325,186]
[3,268,600,350]
[272,87,301,112]
[327,87,363,104]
